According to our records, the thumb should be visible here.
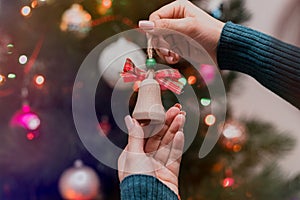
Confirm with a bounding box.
[124,115,144,153]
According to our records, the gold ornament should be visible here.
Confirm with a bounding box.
[60,4,92,38]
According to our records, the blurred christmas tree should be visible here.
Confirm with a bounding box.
[0,0,299,199]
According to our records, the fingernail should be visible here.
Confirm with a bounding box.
[179,111,186,116]
[165,56,175,63]
[177,114,185,132]
[174,103,182,110]
[139,20,154,30]
[158,47,170,56]
[124,115,135,130]
[169,51,180,60]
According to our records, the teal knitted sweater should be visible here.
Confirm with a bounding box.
[120,22,300,200]
[218,22,300,109]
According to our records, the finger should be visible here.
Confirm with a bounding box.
[125,115,144,153]
[117,145,128,182]
[151,33,181,64]
[155,46,180,64]
[164,53,180,64]
[144,104,181,153]
[159,113,185,147]
[149,1,185,21]
[153,18,192,36]
[165,104,182,125]
[139,20,154,31]
[166,131,185,177]
[152,35,170,51]
[153,114,185,164]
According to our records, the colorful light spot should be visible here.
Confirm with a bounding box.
[0,75,6,85]
[26,132,35,140]
[233,144,242,152]
[7,73,16,79]
[178,77,187,86]
[19,55,28,65]
[205,114,216,126]
[188,75,197,85]
[222,177,234,188]
[102,0,112,9]
[200,98,211,106]
[34,75,45,86]
[21,6,31,17]
[7,44,14,54]
[31,0,38,8]
[223,124,243,139]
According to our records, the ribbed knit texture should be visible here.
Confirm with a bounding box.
[120,175,178,200]
[217,22,300,109]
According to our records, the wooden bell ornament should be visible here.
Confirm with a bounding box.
[132,58,165,125]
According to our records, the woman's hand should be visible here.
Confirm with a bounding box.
[118,104,185,196]
[140,0,225,64]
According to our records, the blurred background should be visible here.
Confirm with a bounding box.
[232,0,300,176]
[0,0,299,199]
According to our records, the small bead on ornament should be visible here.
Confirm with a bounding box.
[146,58,157,69]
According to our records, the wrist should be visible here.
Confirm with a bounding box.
[194,11,225,64]
[210,19,225,64]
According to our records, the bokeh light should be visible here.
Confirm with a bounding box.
[7,73,16,79]
[60,3,92,38]
[188,75,197,85]
[200,64,215,84]
[102,0,112,9]
[200,98,211,106]
[19,55,28,65]
[10,105,41,131]
[222,177,235,188]
[178,77,187,86]
[21,6,31,17]
[204,114,216,126]
[31,0,38,8]
[223,124,243,139]
[23,113,41,130]
[26,132,35,140]
[34,75,45,86]
[233,144,242,152]
[98,0,113,15]
[7,44,14,54]
[0,75,6,85]
[218,121,247,152]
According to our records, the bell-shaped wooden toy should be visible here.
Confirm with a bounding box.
[132,58,165,125]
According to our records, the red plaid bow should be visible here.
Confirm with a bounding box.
[121,58,184,94]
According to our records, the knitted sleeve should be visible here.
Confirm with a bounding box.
[217,22,300,109]
[120,175,179,200]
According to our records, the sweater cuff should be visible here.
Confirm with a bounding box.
[120,175,179,200]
